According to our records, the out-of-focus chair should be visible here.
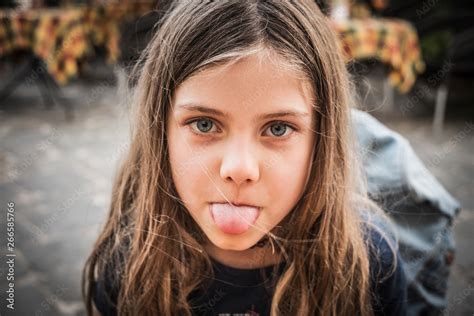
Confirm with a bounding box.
[374,0,474,135]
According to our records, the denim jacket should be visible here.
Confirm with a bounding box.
[352,109,461,315]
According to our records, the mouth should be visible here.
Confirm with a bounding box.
[211,201,261,209]
[209,202,262,235]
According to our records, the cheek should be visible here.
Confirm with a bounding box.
[265,147,312,206]
[169,142,214,204]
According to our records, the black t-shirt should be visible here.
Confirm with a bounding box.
[92,229,407,315]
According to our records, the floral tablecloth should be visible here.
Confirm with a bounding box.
[0,2,154,85]
[332,18,425,93]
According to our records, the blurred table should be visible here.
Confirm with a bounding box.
[332,18,425,93]
[1,8,108,85]
[0,2,154,85]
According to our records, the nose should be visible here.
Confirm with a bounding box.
[219,139,260,185]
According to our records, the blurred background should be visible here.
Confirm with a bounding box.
[0,0,472,315]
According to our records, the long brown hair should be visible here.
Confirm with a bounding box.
[82,1,387,315]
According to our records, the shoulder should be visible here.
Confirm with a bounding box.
[365,226,408,316]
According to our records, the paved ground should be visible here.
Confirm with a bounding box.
[0,64,472,315]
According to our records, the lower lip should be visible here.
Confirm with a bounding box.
[209,203,261,235]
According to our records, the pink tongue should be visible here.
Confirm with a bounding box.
[210,203,260,234]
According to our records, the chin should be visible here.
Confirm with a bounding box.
[209,235,254,252]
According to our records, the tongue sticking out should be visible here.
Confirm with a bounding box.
[210,203,260,235]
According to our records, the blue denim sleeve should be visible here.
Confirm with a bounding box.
[369,228,408,316]
[352,109,461,315]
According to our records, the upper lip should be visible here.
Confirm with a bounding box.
[211,201,261,209]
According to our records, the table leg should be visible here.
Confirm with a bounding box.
[34,59,74,121]
[0,57,35,101]
[383,76,395,112]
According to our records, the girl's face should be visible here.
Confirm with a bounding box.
[167,52,316,252]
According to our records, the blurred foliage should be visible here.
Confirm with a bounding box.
[420,30,453,65]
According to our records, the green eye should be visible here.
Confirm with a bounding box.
[196,119,213,132]
[266,122,294,137]
[270,123,287,136]
[189,118,216,134]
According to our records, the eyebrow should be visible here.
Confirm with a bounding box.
[176,103,310,120]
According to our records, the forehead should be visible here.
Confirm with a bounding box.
[171,52,316,118]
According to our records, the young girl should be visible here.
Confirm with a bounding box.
[83,1,407,315]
